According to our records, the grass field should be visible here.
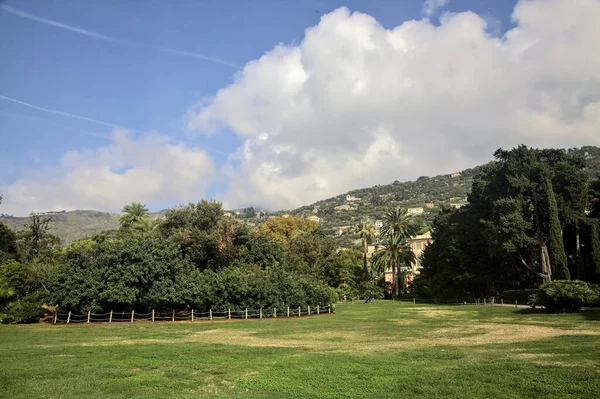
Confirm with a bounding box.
[1,301,600,398]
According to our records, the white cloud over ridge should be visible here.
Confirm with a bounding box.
[189,0,600,211]
[1,130,215,215]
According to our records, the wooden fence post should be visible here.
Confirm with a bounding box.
[109,310,113,323]
[67,311,71,324]
[413,298,416,305]
[53,311,57,324]
[245,308,248,320]
[308,305,311,316]
[501,299,504,307]
[131,310,135,323]
[228,309,231,320]
[492,297,495,305]
[172,310,175,322]
[152,309,155,322]
[298,306,301,317]
[317,305,320,315]
[87,311,91,323]
[515,300,518,308]
[274,308,276,318]
[328,304,331,314]
[287,306,290,318]
[260,308,262,319]
[191,309,194,322]
[210,309,213,321]
[484,298,487,306]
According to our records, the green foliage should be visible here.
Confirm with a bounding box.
[0,221,18,264]
[501,289,538,304]
[591,219,600,276]
[530,280,600,312]
[119,202,149,229]
[185,266,335,311]
[544,178,570,280]
[47,236,198,312]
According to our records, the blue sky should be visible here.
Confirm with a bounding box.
[1,0,599,215]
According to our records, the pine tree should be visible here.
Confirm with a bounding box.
[545,178,570,280]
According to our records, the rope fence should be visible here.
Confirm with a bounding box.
[52,304,336,324]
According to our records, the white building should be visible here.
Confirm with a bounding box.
[407,207,424,216]
[346,194,360,201]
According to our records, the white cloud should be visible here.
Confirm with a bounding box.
[187,0,600,211]
[1,130,215,215]
[422,0,450,17]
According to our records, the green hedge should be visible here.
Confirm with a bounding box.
[501,289,537,304]
[530,280,600,312]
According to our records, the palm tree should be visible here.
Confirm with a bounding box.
[355,217,376,275]
[119,202,149,229]
[372,233,416,299]
[382,207,418,239]
[135,217,161,234]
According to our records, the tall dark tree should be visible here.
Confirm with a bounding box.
[544,177,569,280]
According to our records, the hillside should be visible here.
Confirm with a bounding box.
[275,146,600,243]
[0,210,166,244]
[2,146,599,245]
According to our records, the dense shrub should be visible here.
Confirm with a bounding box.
[1,293,44,324]
[501,289,538,304]
[530,280,600,312]
[182,266,336,311]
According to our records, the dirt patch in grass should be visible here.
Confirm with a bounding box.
[413,309,469,318]
[71,322,600,354]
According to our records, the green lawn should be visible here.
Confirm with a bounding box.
[1,302,599,398]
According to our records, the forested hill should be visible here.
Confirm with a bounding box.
[2,146,599,244]
[0,210,166,244]
[274,146,600,240]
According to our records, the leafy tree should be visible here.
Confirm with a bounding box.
[258,216,318,249]
[0,222,18,264]
[119,202,149,229]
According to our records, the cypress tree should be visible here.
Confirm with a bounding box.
[591,219,600,275]
[545,178,570,280]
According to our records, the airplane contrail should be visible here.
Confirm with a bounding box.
[0,110,110,139]
[0,94,123,128]
[0,95,229,157]
[1,4,239,68]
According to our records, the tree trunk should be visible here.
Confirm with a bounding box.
[392,261,397,299]
[363,238,368,276]
[541,244,552,283]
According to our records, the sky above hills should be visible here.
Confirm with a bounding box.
[1,0,599,216]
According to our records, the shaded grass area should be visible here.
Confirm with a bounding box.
[1,302,599,398]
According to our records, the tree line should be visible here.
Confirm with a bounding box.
[0,199,380,323]
[415,146,600,301]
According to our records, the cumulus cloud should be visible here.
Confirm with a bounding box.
[187,0,600,211]
[1,130,215,215]
[422,0,450,17]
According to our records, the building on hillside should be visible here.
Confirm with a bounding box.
[374,220,383,230]
[449,203,465,209]
[407,207,424,216]
[380,232,433,291]
[312,206,319,214]
[306,215,321,223]
[335,204,353,211]
[346,194,360,201]
[408,231,432,271]
[451,172,461,178]
[424,203,434,209]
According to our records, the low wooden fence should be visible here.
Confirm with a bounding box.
[53,304,335,324]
